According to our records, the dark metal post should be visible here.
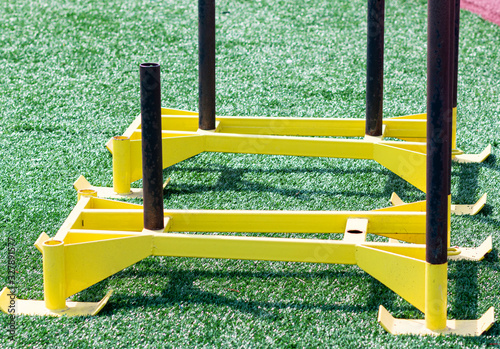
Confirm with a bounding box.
[198,0,216,130]
[365,0,385,136]
[450,0,458,150]
[426,0,453,265]
[453,0,460,108]
[140,63,164,231]
[449,2,456,112]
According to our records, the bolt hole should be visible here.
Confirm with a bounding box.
[347,229,363,234]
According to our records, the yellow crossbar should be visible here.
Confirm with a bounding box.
[77,209,425,239]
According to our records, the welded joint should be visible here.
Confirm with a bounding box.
[142,216,172,234]
[196,121,221,134]
[164,216,172,232]
[364,125,387,142]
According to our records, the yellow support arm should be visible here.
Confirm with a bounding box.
[78,208,425,240]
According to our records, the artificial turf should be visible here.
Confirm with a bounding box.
[0,0,499,347]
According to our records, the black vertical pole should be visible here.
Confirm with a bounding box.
[426,0,453,265]
[140,63,164,231]
[365,0,385,137]
[453,0,460,109]
[449,1,456,114]
[199,0,216,130]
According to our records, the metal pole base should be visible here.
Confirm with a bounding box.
[453,144,492,163]
[389,192,488,216]
[74,175,171,200]
[378,305,495,336]
[0,287,112,317]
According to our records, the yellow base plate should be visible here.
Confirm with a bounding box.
[0,287,113,317]
[378,305,495,336]
[390,192,487,216]
[448,236,493,261]
[453,145,491,163]
[74,175,170,199]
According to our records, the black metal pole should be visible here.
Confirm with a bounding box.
[365,0,385,137]
[198,0,216,130]
[453,0,460,108]
[426,0,453,265]
[449,0,456,114]
[140,63,164,231]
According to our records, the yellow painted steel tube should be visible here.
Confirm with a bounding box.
[452,107,457,151]
[448,194,451,247]
[425,262,447,330]
[112,136,131,194]
[158,115,429,139]
[43,240,66,311]
[217,117,366,137]
[128,135,206,183]
[205,133,374,159]
[79,209,426,236]
[152,233,357,264]
[383,119,427,139]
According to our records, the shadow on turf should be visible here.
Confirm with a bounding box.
[453,162,481,204]
[482,153,498,170]
[71,259,499,340]
[164,153,500,203]
[164,162,423,203]
[76,264,422,320]
[448,261,480,320]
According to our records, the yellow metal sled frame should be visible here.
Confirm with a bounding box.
[0,194,494,335]
[106,108,490,169]
[106,107,490,160]
[5,75,493,336]
[84,107,489,215]
[2,0,495,336]
[63,111,493,335]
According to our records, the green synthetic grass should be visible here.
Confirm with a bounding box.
[0,0,499,347]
